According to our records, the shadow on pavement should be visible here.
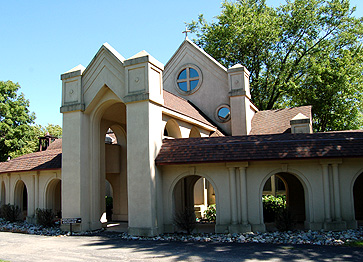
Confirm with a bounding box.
[82,233,363,261]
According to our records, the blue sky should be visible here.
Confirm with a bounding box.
[1,0,362,127]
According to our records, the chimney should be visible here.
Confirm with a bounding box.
[290,113,313,133]
[228,64,257,135]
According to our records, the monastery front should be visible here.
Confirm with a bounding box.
[1,39,363,236]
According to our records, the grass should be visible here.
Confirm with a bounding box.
[345,241,363,247]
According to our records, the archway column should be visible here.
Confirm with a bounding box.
[332,164,341,221]
[320,159,346,230]
[226,162,251,233]
[228,167,238,225]
[322,164,331,222]
[239,166,248,225]
[124,53,164,236]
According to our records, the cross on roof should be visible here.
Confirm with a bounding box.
[182,27,191,39]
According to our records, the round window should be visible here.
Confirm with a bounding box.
[216,105,231,122]
[175,64,202,94]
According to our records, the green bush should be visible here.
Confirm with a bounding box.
[36,208,55,227]
[0,204,21,222]
[204,204,216,222]
[262,195,286,222]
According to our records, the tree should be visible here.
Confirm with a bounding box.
[189,0,363,131]
[0,81,36,161]
[0,81,62,162]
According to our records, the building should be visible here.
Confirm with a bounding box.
[1,39,363,236]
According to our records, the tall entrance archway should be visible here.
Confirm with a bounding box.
[173,175,216,233]
[98,102,128,227]
[46,179,61,218]
[353,173,363,225]
[262,172,306,231]
[14,180,28,220]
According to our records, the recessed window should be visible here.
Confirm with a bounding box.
[216,105,231,122]
[175,64,202,94]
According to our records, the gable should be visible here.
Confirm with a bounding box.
[81,43,126,110]
[163,39,231,134]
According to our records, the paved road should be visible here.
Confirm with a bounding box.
[0,232,362,262]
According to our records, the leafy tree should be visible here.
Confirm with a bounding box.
[189,0,363,131]
[0,81,62,161]
[0,81,36,161]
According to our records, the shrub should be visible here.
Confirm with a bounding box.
[204,204,216,222]
[173,207,196,234]
[0,204,21,222]
[262,195,286,222]
[275,207,295,231]
[36,208,55,227]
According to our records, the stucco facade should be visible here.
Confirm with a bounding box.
[1,39,363,236]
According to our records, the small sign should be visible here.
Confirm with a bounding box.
[62,218,82,224]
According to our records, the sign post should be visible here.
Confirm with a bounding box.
[61,218,82,235]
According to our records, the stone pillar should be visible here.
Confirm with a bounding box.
[228,167,238,225]
[124,52,164,236]
[60,66,92,232]
[322,164,331,222]
[239,167,248,225]
[332,164,341,221]
[34,173,39,210]
[27,175,36,221]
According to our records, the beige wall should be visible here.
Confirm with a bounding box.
[0,170,61,223]
[161,158,363,233]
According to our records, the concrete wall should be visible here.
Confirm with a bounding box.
[161,158,363,233]
[0,170,61,223]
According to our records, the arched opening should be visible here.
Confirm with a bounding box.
[98,102,128,231]
[14,180,28,220]
[105,179,113,221]
[164,119,182,138]
[46,179,61,218]
[189,127,201,138]
[1,181,5,206]
[173,175,216,233]
[262,172,306,231]
[353,172,363,225]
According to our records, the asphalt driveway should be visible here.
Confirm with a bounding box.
[0,232,362,261]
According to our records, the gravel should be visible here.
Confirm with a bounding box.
[1,218,362,246]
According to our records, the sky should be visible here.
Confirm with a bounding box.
[1,0,363,127]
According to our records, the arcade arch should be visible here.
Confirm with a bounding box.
[353,172,363,224]
[262,172,306,230]
[1,181,5,205]
[189,127,201,138]
[45,178,61,218]
[173,175,216,233]
[14,180,28,220]
[164,119,182,138]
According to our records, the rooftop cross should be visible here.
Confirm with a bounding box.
[182,27,191,39]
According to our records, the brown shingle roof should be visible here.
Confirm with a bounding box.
[0,140,62,174]
[155,130,363,165]
[163,90,216,128]
[250,106,312,135]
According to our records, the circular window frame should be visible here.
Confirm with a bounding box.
[174,64,203,95]
[215,104,231,123]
